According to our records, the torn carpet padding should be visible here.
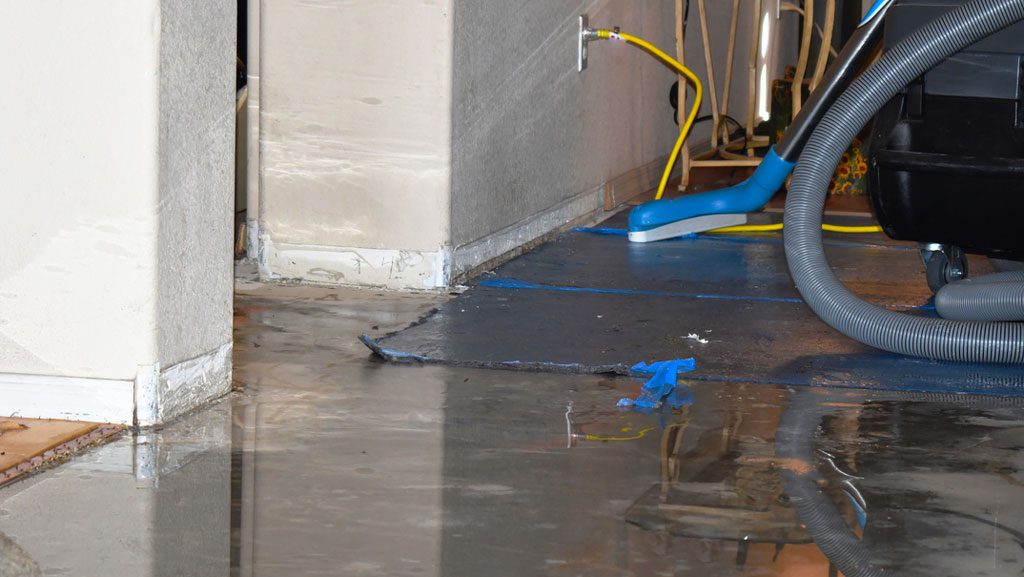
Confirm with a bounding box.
[363,213,1024,396]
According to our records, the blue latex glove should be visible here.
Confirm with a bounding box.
[618,358,697,409]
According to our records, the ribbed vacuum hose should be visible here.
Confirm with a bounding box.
[784,0,1024,363]
[775,392,884,577]
[936,271,1024,321]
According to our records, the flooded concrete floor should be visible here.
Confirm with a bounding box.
[2,282,1024,576]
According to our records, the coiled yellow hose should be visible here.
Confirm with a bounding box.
[711,223,883,234]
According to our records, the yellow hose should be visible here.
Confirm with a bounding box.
[596,30,702,201]
[710,223,883,234]
[591,30,879,235]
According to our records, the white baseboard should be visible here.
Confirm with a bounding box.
[260,236,450,289]
[0,342,232,426]
[0,373,135,424]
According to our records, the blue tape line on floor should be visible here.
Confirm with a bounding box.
[571,227,630,237]
[479,278,805,304]
[479,278,935,311]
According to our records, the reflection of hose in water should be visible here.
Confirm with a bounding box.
[775,391,885,577]
[777,390,1024,575]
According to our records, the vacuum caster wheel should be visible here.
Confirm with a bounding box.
[923,245,968,294]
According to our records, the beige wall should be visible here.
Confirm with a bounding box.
[258,0,455,289]
[0,0,236,425]
[0,0,162,381]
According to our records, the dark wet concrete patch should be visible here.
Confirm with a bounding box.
[366,213,1024,395]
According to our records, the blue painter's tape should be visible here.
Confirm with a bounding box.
[628,147,795,233]
[619,358,697,409]
[478,278,934,311]
[379,349,431,362]
[571,227,630,237]
[480,277,805,304]
[575,227,639,236]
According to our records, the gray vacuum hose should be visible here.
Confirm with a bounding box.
[936,271,1024,321]
[784,0,1024,363]
[775,391,884,577]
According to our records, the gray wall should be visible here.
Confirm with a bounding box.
[450,1,677,274]
[448,0,784,278]
[158,0,236,368]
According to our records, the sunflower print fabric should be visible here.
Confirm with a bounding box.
[829,137,868,196]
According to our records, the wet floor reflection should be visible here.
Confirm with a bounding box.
[2,285,1023,576]
[434,378,1024,577]
[0,400,233,577]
